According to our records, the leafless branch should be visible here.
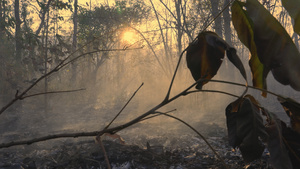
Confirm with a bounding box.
[127,25,169,76]
[0,46,143,115]
[153,111,229,169]
[139,109,177,122]
[20,88,86,100]
[96,137,111,169]
[0,131,100,148]
[186,89,239,98]
[104,83,144,130]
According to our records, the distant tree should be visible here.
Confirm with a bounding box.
[210,0,222,37]
[71,0,78,84]
[14,0,22,61]
[77,0,149,81]
[76,0,149,102]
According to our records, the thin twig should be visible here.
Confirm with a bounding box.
[206,79,286,100]
[0,131,100,148]
[186,89,239,98]
[0,78,289,149]
[98,83,143,168]
[59,47,143,70]
[164,48,187,101]
[20,88,86,100]
[153,111,229,169]
[104,83,144,130]
[202,0,236,32]
[96,136,111,169]
[139,109,177,122]
[128,25,169,76]
[0,47,142,115]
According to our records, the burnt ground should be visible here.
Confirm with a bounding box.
[0,123,272,169]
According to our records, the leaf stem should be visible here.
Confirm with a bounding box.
[154,111,229,169]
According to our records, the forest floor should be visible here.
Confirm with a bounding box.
[0,122,272,169]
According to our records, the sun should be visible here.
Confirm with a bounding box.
[121,30,138,44]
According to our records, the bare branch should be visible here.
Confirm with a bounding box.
[127,25,169,76]
[153,111,229,169]
[20,88,86,100]
[186,89,239,98]
[96,137,111,169]
[0,131,101,148]
[139,109,177,122]
[104,83,144,130]
[0,46,142,115]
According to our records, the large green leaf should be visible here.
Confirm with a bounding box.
[186,31,247,89]
[231,1,267,96]
[281,0,300,35]
[232,0,300,92]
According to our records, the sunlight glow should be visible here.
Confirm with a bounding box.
[121,30,138,44]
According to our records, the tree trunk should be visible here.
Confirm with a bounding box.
[35,0,53,35]
[14,0,22,61]
[71,0,78,84]
[175,0,183,56]
[0,0,5,34]
[223,0,231,45]
[210,0,222,37]
[44,9,50,113]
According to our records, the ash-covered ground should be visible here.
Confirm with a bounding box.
[0,122,272,169]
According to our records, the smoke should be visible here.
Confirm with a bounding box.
[0,36,297,148]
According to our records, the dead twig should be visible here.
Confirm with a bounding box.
[186,89,239,98]
[153,111,229,169]
[0,131,100,148]
[98,83,144,169]
[0,46,143,115]
[139,109,177,122]
[104,83,144,130]
[96,136,111,169]
[20,88,86,100]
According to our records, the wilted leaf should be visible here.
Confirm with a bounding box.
[281,122,300,168]
[231,1,267,96]
[232,0,300,93]
[281,0,300,35]
[226,104,239,147]
[226,48,247,81]
[225,95,268,162]
[103,133,125,145]
[186,31,247,89]
[295,15,300,35]
[278,97,300,134]
[265,113,293,169]
[186,31,225,89]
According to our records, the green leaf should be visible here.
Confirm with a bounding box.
[232,1,267,96]
[232,0,300,93]
[186,31,247,89]
[226,95,268,162]
[281,0,300,35]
